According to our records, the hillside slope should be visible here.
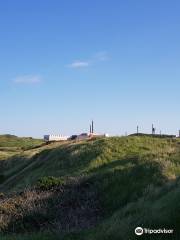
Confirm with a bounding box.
[1,136,180,239]
[0,134,43,149]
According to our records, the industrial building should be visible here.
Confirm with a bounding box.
[44,120,109,142]
[44,134,69,142]
[76,133,89,141]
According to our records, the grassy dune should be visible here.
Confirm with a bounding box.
[0,135,43,149]
[0,136,180,239]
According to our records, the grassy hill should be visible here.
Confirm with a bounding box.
[0,135,44,160]
[0,134,43,149]
[0,136,180,239]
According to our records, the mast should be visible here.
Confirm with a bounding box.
[92,120,94,134]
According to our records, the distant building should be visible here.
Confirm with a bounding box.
[70,135,78,140]
[75,132,109,141]
[44,134,69,142]
[76,133,89,141]
[90,133,109,138]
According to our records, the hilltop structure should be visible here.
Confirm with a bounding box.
[44,134,69,142]
[44,120,108,142]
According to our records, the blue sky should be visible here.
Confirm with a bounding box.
[0,0,180,137]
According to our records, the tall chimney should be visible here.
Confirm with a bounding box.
[90,124,92,134]
[92,120,94,134]
[152,124,155,135]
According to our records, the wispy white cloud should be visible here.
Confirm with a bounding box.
[68,60,89,69]
[13,75,42,84]
[67,51,109,69]
[94,51,109,61]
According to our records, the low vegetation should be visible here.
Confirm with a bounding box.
[0,134,43,148]
[36,176,65,190]
[0,135,180,239]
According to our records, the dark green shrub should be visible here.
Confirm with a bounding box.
[36,176,64,190]
[0,174,5,184]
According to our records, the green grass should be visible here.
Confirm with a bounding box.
[0,134,43,149]
[1,136,180,239]
[0,134,45,187]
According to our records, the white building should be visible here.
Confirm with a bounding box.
[44,134,69,142]
[90,133,109,138]
[76,132,109,141]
